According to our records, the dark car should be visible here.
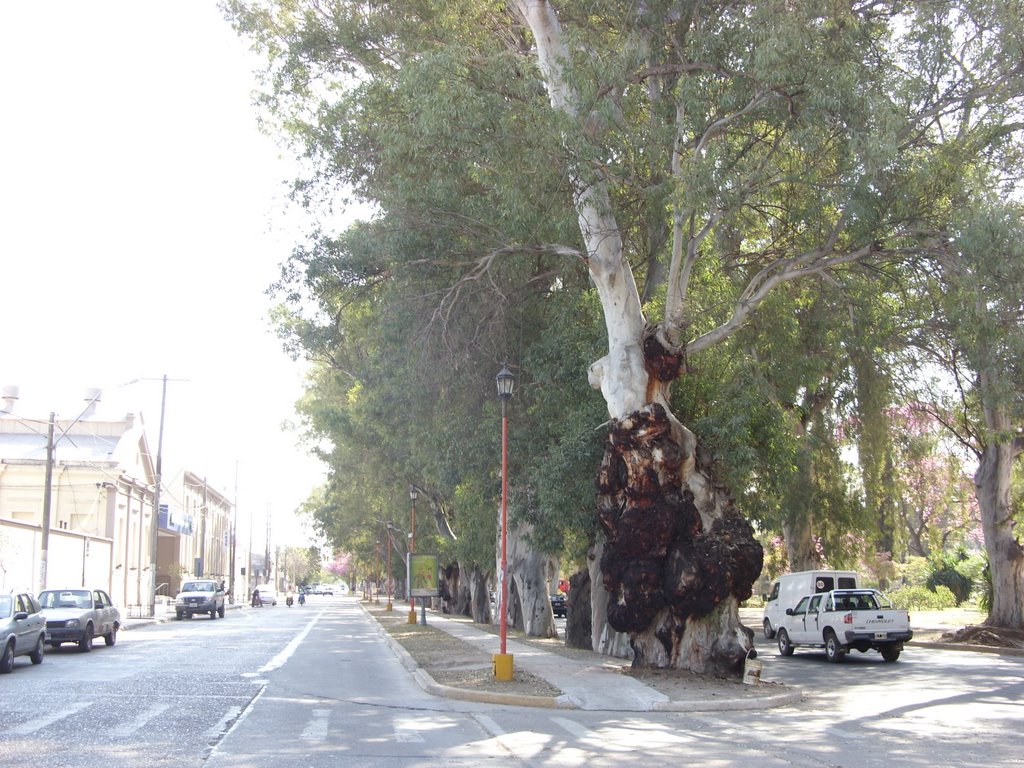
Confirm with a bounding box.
[550,593,568,618]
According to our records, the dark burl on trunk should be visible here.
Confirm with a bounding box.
[597,403,763,671]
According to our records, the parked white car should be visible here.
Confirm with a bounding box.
[253,585,277,606]
[1,591,47,672]
[37,588,121,651]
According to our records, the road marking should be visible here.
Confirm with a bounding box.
[552,720,688,753]
[10,702,92,735]
[393,715,427,742]
[110,703,170,737]
[205,705,244,742]
[472,714,505,737]
[301,708,331,743]
[256,610,324,674]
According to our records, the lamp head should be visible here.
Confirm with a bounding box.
[496,364,515,401]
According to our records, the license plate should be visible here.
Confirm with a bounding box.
[874,632,887,640]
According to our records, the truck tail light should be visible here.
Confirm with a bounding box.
[844,612,853,624]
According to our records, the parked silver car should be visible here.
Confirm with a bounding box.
[37,588,121,652]
[1,591,47,673]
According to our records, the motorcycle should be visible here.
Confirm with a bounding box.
[298,593,306,606]
[286,595,294,607]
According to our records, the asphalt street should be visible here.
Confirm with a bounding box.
[1,596,1021,768]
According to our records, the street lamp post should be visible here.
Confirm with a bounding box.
[408,485,418,624]
[494,364,515,681]
[374,539,381,604]
[385,522,394,611]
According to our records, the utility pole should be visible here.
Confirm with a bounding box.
[230,461,238,603]
[38,413,55,594]
[148,375,168,617]
[198,477,208,577]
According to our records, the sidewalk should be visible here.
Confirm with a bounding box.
[363,603,803,712]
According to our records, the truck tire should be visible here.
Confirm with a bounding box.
[763,618,775,639]
[825,631,844,663]
[777,629,794,656]
[880,644,901,662]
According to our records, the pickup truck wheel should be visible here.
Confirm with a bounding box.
[777,629,794,656]
[210,608,217,620]
[104,626,117,646]
[0,641,14,673]
[880,645,901,662]
[30,635,45,664]
[218,605,225,618]
[78,626,94,653]
[763,618,775,639]
[825,631,844,663]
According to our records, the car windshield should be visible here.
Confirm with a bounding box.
[0,595,12,618]
[39,590,90,609]
[182,582,214,592]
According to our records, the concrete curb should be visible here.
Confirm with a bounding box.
[907,639,1024,658]
[361,602,804,712]
[363,602,575,709]
[651,688,804,712]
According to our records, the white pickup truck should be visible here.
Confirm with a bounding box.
[775,589,913,663]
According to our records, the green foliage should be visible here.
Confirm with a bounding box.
[888,584,957,611]
[926,556,973,607]
[895,556,932,588]
[226,0,1024,599]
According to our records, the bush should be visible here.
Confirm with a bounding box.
[927,560,973,606]
[888,585,957,611]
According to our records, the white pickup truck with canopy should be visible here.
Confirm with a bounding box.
[776,589,913,663]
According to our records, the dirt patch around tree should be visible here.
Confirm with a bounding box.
[363,600,783,702]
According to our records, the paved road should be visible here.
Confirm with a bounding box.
[1,598,1020,767]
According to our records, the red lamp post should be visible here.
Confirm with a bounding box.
[494,364,515,679]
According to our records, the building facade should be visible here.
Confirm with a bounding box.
[0,387,248,613]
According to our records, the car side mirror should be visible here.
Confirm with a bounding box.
[14,611,29,621]
[785,608,794,616]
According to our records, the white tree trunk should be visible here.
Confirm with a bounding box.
[503,521,557,638]
[976,391,1024,629]
[514,0,762,677]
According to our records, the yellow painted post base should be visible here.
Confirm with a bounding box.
[407,609,417,624]
[493,653,514,681]
[386,601,393,611]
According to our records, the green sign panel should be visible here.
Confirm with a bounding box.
[408,554,439,597]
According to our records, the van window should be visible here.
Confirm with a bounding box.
[813,576,835,592]
[768,583,779,601]
[837,577,857,589]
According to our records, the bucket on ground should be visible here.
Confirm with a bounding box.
[743,650,763,685]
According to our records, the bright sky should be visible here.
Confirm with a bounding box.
[0,2,346,549]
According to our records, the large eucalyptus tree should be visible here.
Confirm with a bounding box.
[229,0,1024,673]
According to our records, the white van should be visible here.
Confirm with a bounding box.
[762,570,859,639]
